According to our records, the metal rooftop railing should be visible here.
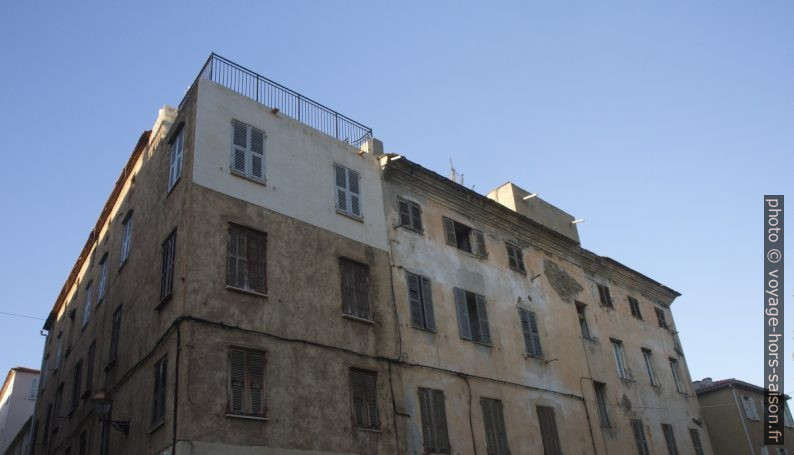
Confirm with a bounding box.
[180,53,373,148]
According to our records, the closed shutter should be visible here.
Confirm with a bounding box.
[354,262,370,319]
[519,309,534,355]
[410,202,423,231]
[443,217,457,246]
[631,419,650,455]
[482,398,508,455]
[418,388,435,450]
[662,424,679,455]
[232,121,247,174]
[454,287,472,340]
[432,390,450,452]
[421,277,436,330]
[250,128,265,180]
[229,348,245,413]
[348,169,361,217]
[529,312,542,356]
[350,369,378,429]
[340,260,355,315]
[473,230,487,256]
[335,165,348,212]
[537,406,562,455]
[398,199,411,226]
[246,230,267,294]
[507,244,518,269]
[407,272,423,327]
[515,247,525,272]
[476,294,491,344]
[247,350,265,415]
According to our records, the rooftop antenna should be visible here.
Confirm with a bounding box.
[449,158,464,185]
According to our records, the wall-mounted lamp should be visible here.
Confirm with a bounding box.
[571,219,585,225]
[91,391,130,435]
[522,193,538,200]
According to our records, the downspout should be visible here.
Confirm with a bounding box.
[171,321,181,455]
[730,385,755,455]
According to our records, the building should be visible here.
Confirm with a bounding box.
[4,417,32,455]
[695,378,794,455]
[0,368,39,455]
[31,53,712,455]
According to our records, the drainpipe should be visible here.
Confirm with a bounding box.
[171,321,181,455]
[731,385,755,455]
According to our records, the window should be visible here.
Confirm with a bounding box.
[642,348,659,387]
[70,360,82,413]
[784,402,794,428]
[108,307,122,365]
[406,272,435,330]
[227,225,267,294]
[120,212,132,266]
[505,242,526,273]
[742,395,760,420]
[480,398,509,455]
[231,120,265,182]
[611,339,630,379]
[84,341,95,397]
[228,347,265,416]
[78,431,87,455]
[518,308,543,357]
[670,358,684,393]
[334,164,361,218]
[630,419,650,455]
[97,254,108,302]
[160,229,177,303]
[628,296,642,319]
[655,307,669,329]
[42,404,52,446]
[576,302,592,339]
[689,428,704,455]
[54,333,63,370]
[349,368,378,429]
[168,127,184,192]
[54,383,63,421]
[662,423,679,455]
[536,406,562,455]
[340,258,370,320]
[453,288,491,344]
[152,356,167,426]
[82,281,92,328]
[443,217,486,257]
[418,388,450,453]
[594,382,610,427]
[29,377,39,399]
[397,197,423,232]
[597,283,612,307]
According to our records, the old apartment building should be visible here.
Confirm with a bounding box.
[31,54,712,455]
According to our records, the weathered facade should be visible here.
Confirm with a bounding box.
[0,368,38,455]
[31,54,712,455]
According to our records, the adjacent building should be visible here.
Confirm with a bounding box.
[31,53,713,455]
[695,378,794,455]
[0,368,39,455]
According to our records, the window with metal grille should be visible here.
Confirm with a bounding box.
[108,307,122,365]
[453,288,490,344]
[340,258,370,320]
[82,281,93,328]
[576,302,592,339]
[655,307,669,329]
[670,358,685,393]
[418,388,450,453]
[443,217,486,257]
[519,308,543,357]
[630,419,650,455]
[628,296,642,319]
[662,423,679,455]
[228,347,266,417]
[160,229,177,303]
[481,398,509,455]
[689,428,704,455]
[227,224,267,295]
[505,242,526,273]
[407,272,435,330]
[83,341,95,398]
[611,339,630,379]
[231,120,265,182]
[97,254,108,302]
[69,360,82,413]
[597,283,613,307]
[334,164,361,218]
[594,382,610,427]
[642,348,659,387]
[349,368,378,429]
[397,197,423,232]
[742,395,759,420]
[152,356,167,426]
[120,212,132,266]
[537,406,562,455]
[168,126,184,192]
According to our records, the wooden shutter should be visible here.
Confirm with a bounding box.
[443,217,457,246]
[348,169,361,217]
[454,287,472,340]
[354,262,370,319]
[407,273,423,327]
[528,312,542,356]
[418,388,435,450]
[603,285,612,306]
[232,121,248,174]
[250,128,265,180]
[473,230,487,256]
[247,350,265,415]
[662,424,678,455]
[246,229,267,294]
[481,399,497,455]
[227,227,240,288]
[350,369,377,429]
[398,199,411,227]
[335,165,348,212]
[340,259,355,316]
[537,406,562,455]
[519,309,534,355]
[432,389,450,451]
[506,244,518,270]
[229,348,245,413]
[420,277,435,330]
[475,294,491,344]
[631,419,649,455]
[410,202,423,231]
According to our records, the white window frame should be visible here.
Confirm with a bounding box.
[742,395,760,420]
[334,164,362,218]
[168,127,184,192]
[642,349,659,387]
[97,254,108,301]
[611,340,630,379]
[230,120,266,183]
[120,213,132,266]
[82,281,93,328]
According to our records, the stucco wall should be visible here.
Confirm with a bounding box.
[0,371,37,455]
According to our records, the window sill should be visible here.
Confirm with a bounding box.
[342,314,376,325]
[155,294,173,312]
[395,224,423,234]
[509,267,527,275]
[582,336,598,343]
[411,325,437,334]
[231,170,267,187]
[353,427,382,433]
[166,177,181,198]
[524,353,545,361]
[149,420,165,434]
[226,286,268,298]
[225,413,268,422]
[336,209,364,223]
[619,377,635,383]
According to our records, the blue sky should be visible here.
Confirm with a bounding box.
[0,1,791,395]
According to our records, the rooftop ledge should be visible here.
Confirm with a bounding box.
[180,53,373,149]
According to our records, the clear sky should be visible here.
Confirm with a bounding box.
[0,1,791,395]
